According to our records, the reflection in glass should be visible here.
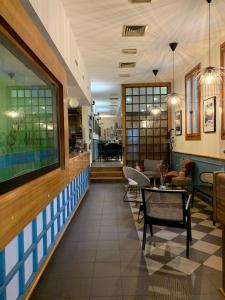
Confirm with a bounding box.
[0,32,59,185]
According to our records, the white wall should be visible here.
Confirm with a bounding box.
[172,36,225,159]
[21,0,91,105]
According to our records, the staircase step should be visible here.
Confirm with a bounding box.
[90,177,124,181]
[90,171,123,178]
[91,167,122,172]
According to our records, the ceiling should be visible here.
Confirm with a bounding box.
[61,0,225,116]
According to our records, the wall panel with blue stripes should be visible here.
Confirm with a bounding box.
[0,167,89,300]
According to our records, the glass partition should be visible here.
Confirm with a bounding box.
[0,30,60,193]
[123,84,170,167]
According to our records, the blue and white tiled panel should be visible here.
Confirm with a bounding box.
[0,167,89,300]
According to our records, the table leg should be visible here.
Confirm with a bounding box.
[219,225,225,298]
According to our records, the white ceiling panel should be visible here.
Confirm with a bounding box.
[61,0,225,114]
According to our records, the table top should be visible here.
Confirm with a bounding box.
[172,176,192,185]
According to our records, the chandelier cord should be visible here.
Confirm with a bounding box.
[172,51,175,93]
[208,0,211,66]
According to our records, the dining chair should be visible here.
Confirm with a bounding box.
[141,187,192,257]
[123,166,150,222]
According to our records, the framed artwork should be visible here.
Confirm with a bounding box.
[203,96,216,133]
[175,111,182,136]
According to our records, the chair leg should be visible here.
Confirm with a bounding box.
[142,222,147,250]
[191,189,195,208]
[149,223,153,236]
[123,190,128,202]
[186,227,190,258]
[189,219,192,242]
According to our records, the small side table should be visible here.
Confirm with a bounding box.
[171,176,192,191]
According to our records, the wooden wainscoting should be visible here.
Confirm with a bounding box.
[69,152,90,182]
[0,0,73,250]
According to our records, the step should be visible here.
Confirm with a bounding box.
[90,171,123,178]
[91,166,123,172]
[90,177,124,181]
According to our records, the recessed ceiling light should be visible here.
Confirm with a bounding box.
[122,49,137,54]
[122,25,148,37]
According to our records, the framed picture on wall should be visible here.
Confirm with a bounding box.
[175,111,182,136]
[203,96,216,133]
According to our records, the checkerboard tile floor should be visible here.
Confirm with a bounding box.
[128,192,223,276]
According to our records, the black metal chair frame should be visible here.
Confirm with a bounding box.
[141,187,192,258]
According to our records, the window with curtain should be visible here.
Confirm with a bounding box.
[221,42,225,139]
[185,64,201,140]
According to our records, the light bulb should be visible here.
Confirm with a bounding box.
[151,107,161,115]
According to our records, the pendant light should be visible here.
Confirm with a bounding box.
[150,69,161,115]
[166,42,182,106]
[196,0,224,93]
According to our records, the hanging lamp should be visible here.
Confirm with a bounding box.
[166,42,182,106]
[150,69,161,115]
[195,0,224,94]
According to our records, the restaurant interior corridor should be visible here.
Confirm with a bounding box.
[30,182,223,300]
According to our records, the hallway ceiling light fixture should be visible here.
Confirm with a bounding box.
[195,0,225,91]
[150,106,161,115]
[165,42,182,106]
[122,25,148,37]
[149,69,161,115]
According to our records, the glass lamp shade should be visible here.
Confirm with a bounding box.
[167,92,182,106]
[198,66,224,86]
[150,106,161,115]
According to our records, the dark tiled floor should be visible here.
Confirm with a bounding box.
[30,182,224,300]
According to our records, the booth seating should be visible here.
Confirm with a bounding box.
[165,159,194,183]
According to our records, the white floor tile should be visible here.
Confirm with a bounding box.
[203,255,222,271]
[159,241,186,256]
[209,228,222,238]
[181,229,207,240]
[191,240,220,254]
[145,257,163,275]
[199,220,216,228]
[166,256,200,275]
[192,212,209,220]
[154,230,179,240]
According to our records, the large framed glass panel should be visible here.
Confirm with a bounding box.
[0,29,61,193]
[124,84,170,166]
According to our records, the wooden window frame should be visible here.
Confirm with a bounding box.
[221,42,225,139]
[0,17,64,195]
[185,64,201,140]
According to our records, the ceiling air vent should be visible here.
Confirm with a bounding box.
[122,49,137,54]
[129,0,151,3]
[122,25,148,37]
[110,97,119,100]
[119,74,131,77]
[119,62,136,68]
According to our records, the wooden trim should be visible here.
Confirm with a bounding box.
[24,186,89,300]
[173,150,225,162]
[185,64,201,140]
[0,0,77,250]
[122,85,126,165]
[122,82,171,88]
[221,42,225,140]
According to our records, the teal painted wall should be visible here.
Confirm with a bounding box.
[172,152,225,185]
